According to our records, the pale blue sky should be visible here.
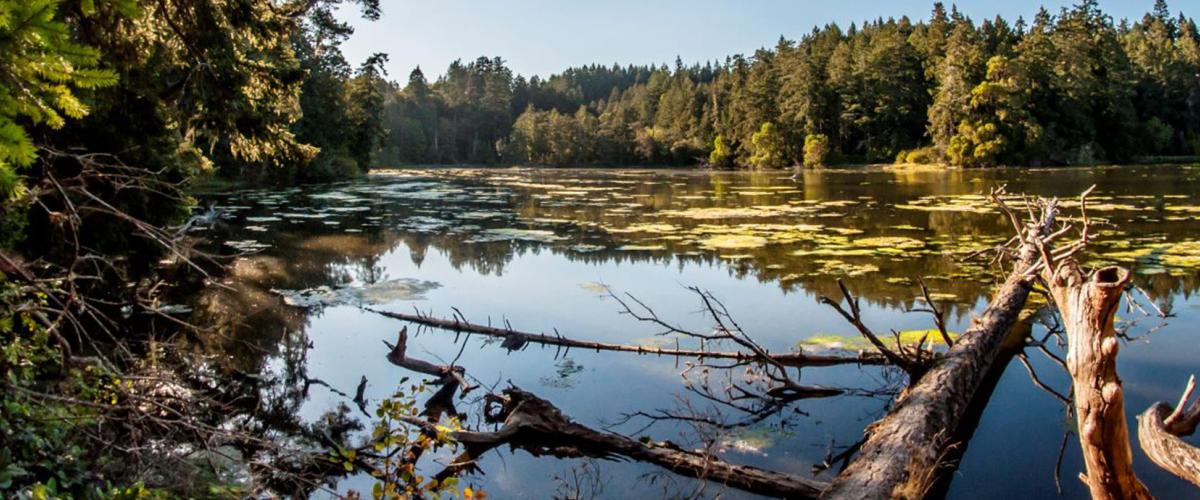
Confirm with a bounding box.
[337,0,1193,81]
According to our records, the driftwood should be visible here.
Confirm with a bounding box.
[403,387,829,498]
[820,189,1057,499]
[384,326,476,418]
[1138,375,1200,487]
[385,327,474,392]
[364,307,885,367]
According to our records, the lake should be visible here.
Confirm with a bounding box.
[191,165,1200,498]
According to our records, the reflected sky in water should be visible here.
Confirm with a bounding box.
[193,165,1200,498]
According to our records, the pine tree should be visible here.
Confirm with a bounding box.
[0,0,127,202]
[928,20,985,155]
[346,53,390,171]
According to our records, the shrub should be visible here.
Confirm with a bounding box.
[895,146,939,165]
[748,122,788,169]
[708,134,735,168]
[1142,117,1173,155]
[803,134,830,168]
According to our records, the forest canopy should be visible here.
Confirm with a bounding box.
[378,0,1200,168]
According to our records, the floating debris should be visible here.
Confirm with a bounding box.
[273,278,442,308]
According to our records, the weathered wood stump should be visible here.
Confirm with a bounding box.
[1044,263,1151,500]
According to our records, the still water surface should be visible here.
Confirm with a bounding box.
[194,165,1200,498]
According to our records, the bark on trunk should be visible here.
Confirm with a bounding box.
[1046,264,1151,500]
[1137,402,1200,487]
[821,215,1052,499]
[407,387,829,498]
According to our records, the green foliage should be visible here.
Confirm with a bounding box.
[945,55,1041,167]
[947,121,1003,167]
[0,0,127,246]
[1141,117,1174,154]
[0,0,123,167]
[376,2,1199,168]
[708,134,734,167]
[0,0,388,495]
[0,285,96,496]
[357,381,484,500]
[748,122,788,168]
[895,146,939,165]
[381,57,516,165]
[345,54,390,170]
[803,133,830,168]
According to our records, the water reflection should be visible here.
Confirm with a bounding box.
[189,165,1199,498]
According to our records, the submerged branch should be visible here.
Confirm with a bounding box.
[362,307,886,367]
[401,387,829,498]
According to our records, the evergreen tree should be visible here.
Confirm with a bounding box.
[928,20,985,155]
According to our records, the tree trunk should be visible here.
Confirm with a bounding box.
[822,222,1049,499]
[1046,264,1151,500]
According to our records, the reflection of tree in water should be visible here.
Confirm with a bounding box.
[168,168,1200,495]
[197,167,1200,332]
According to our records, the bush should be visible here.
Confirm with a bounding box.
[895,146,939,165]
[947,121,1003,167]
[748,122,788,169]
[301,154,361,182]
[803,134,830,168]
[708,134,735,168]
[1141,117,1173,155]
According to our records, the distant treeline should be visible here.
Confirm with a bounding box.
[376,1,1200,168]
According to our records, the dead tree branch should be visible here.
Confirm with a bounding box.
[1138,375,1200,487]
[820,279,929,378]
[363,307,885,367]
[1028,187,1151,499]
[400,387,829,498]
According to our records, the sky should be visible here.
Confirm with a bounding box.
[336,0,1189,81]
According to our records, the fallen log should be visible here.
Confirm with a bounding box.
[1138,375,1200,488]
[364,307,885,367]
[404,387,829,498]
[820,192,1056,499]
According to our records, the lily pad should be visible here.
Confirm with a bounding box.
[799,329,959,352]
[699,234,770,250]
